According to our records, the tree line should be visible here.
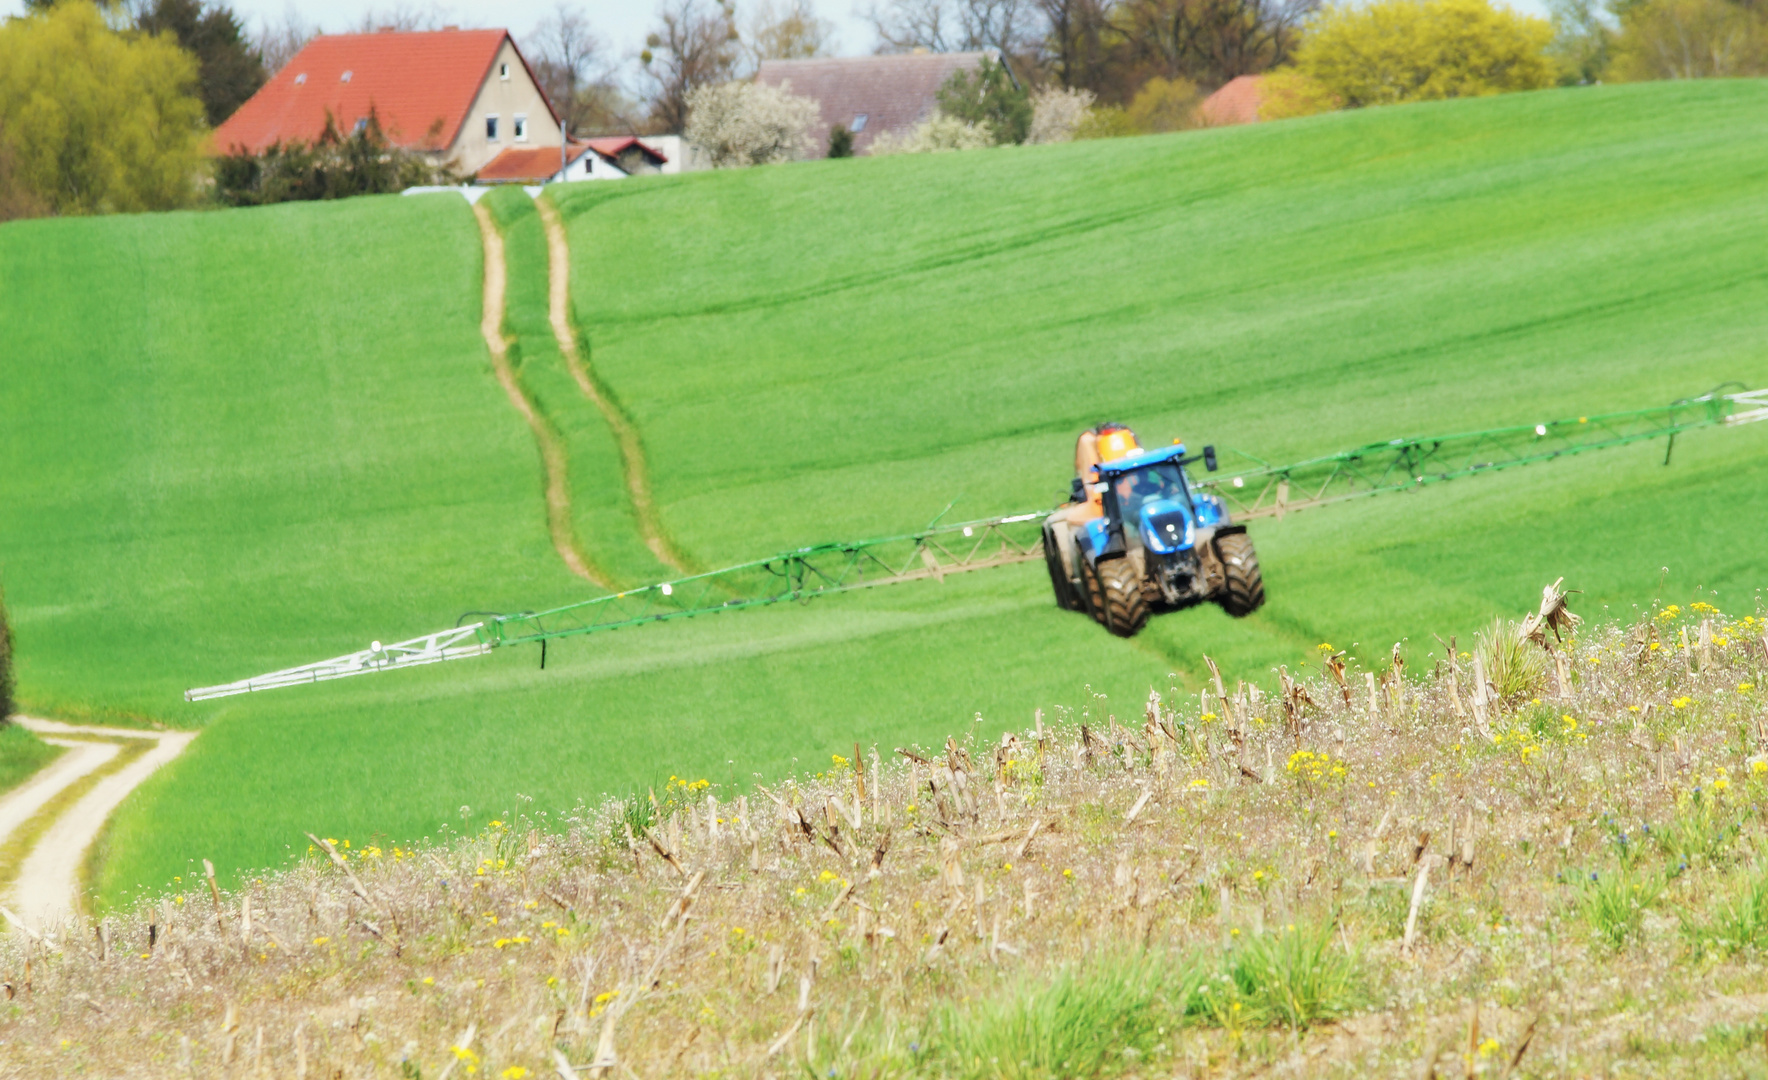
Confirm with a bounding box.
[1,0,1764,220]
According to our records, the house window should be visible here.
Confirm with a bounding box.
[340,70,352,82]
[499,62,510,80]
[294,72,306,85]
[852,113,868,132]
[354,117,368,133]
[486,114,499,141]
[514,115,528,141]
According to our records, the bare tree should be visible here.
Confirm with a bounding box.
[350,3,458,33]
[745,0,835,64]
[1035,0,1123,92]
[640,0,742,133]
[1121,0,1317,85]
[253,6,318,75]
[864,0,1042,55]
[526,4,623,137]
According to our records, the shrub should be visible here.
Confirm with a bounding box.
[1295,0,1557,108]
[827,123,854,158]
[215,110,458,207]
[1257,71,1344,120]
[684,79,821,168]
[868,114,995,155]
[1026,86,1097,144]
[1126,77,1205,133]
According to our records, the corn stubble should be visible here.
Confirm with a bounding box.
[4,594,1768,1077]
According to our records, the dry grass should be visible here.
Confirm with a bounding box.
[3,594,1768,1078]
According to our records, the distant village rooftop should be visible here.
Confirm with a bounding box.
[755,51,1000,158]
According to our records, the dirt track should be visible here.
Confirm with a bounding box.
[535,197,689,573]
[471,201,606,587]
[0,718,195,934]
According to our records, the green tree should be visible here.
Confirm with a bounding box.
[0,1,207,218]
[1609,0,1767,79]
[936,56,1032,144]
[1294,0,1557,106]
[135,0,267,126]
[827,123,855,157]
[1545,0,1615,83]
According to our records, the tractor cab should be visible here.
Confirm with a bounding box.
[1085,444,1229,563]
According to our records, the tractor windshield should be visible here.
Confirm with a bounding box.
[1112,462,1191,513]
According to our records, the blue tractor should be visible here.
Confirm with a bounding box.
[1041,431,1265,636]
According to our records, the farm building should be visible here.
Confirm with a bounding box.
[477,138,670,184]
[754,52,1003,158]
[212,28,561,176]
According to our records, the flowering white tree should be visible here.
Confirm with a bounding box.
[867,113,994,155]
[684,80,820,168]
[1025,85,1096,144]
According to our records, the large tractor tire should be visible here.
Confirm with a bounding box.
[1215,532,1266,617]
[1042,525,1085,612]
[1096,558,1151,637]
[1078,555,1108,625]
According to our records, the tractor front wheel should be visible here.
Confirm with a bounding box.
[1043,525,1085,612]
[1097,558,1150,637]
[1215,532,1266,617]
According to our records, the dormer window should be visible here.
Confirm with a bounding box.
[340,70,352,82]
[354,117,368,133]
[852,113,868,132]
[485,114,499,141]
[294,72,306,85]
[499,62,510,80]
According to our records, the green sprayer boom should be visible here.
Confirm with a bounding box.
[185,386,1767,701]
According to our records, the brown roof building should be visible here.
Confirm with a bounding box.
[1198,75,1265,127]
[754,52,998,157]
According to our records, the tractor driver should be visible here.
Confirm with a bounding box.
[1113,463,1188,512]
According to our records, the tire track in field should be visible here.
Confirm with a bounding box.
[0,719,195,934]
[472,201,609,588]
[535,197,692,574]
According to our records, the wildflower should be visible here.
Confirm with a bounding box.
[1063,868,1074,878]
[1189,778,1209,790]
[1317,643,1334,652]
[819,870,836,882]
[312,936,329,946]
[1753,761,1768,776]
[1740,683,1755,692]
[1672,696,1693,710]
[1649,642,1661,651]
[730,926,745,936]
[503,1067,529,1078]
[423,977,435,985]
[1328,830,1338,839]
[1003,862,1013,872]
[1628,705,1641,712]
[452,1046,479,1063]
[1230,928,1240,937]
[1478,1038,1501,1058]
[1201,712,1217,722]
[542,921,558,929]
[524,899,537,910]
[794,887,807,897]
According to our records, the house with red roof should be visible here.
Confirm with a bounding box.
[212,28,561,177]
[1199,76,1266,127]
[477,138,670,185]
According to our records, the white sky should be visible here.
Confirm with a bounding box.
[1,0,1552,66]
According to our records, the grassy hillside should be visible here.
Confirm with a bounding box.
[2,81,1765,905]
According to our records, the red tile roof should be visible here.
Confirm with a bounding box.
[755,53,993,157]
[582,137,667,164]
[1199,75,1265,127]
[476,138,669,183]
[212,29,555,156]
[477,145,583,183]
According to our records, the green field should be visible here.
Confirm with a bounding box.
[1,80,1765,905]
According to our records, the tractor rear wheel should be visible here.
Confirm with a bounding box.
[1043,525,1085,612]
[1079,555,1108,625]
[1215,532,1266,617]
[1097,558,1151,637]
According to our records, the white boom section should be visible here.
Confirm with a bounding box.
[1725,388,1768,425]
[184,624,491,701]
